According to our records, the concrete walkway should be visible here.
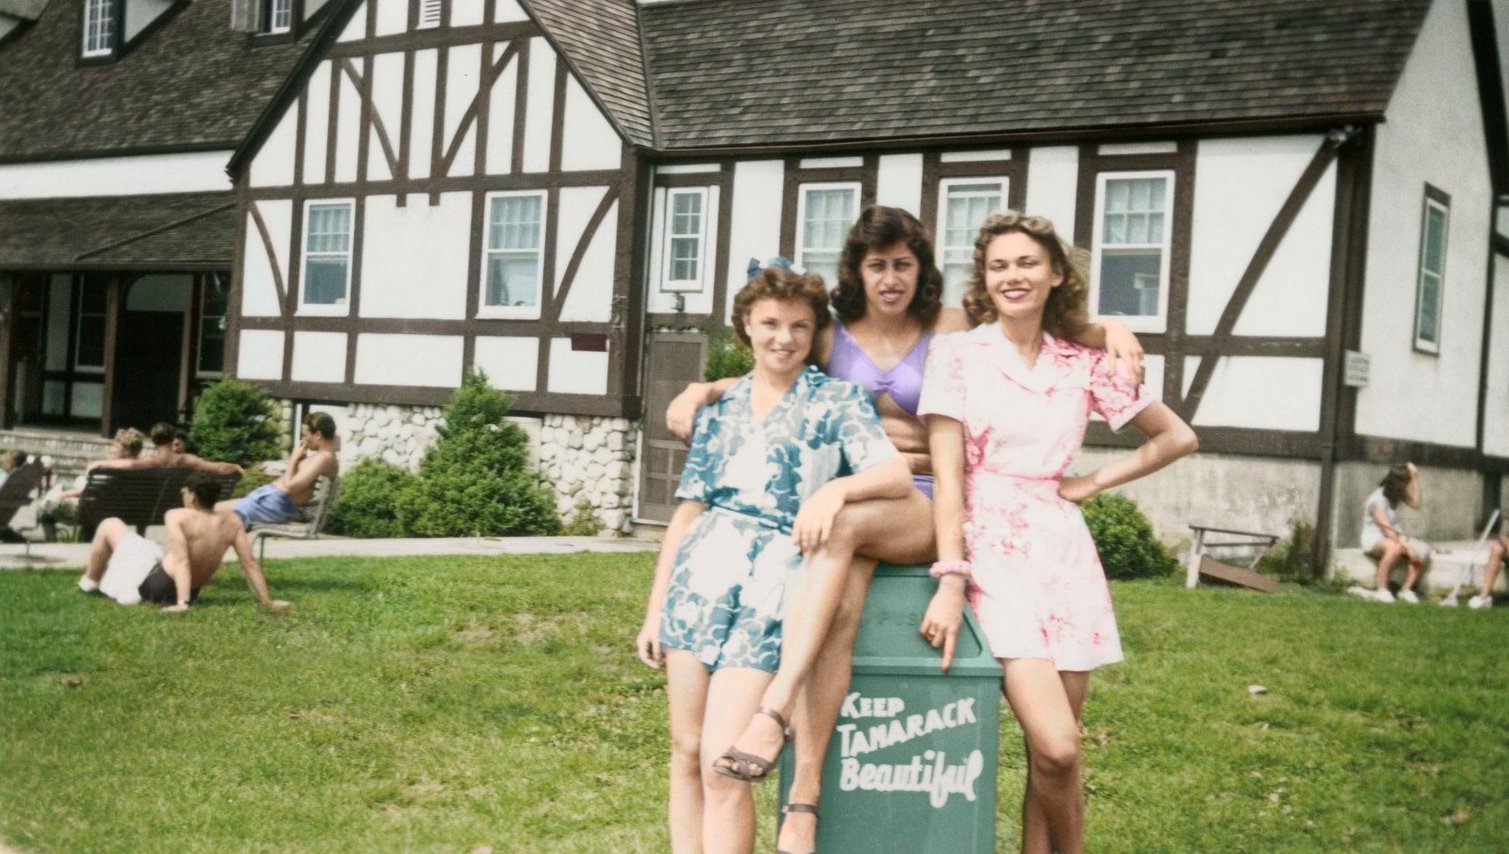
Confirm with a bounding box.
[0,534,656,571]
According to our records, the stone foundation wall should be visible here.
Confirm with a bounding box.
[537,415,639,534]
[302,402,639,535]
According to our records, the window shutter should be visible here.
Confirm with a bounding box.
[418,0,443,29]
[230,0,264,33]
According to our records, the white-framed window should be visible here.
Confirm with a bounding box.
[937,177,1008,308]
[197,273,230,376]
[1414,190,1449,354]
[265,0,293,34]
[300,200,354,314]
[660,188,710,293]
[480,190,547,319]
[82,0,115,57]
[795,182,859,286]
[75,277,107,372]
[418,0,444,29]
[1090,171,1175,332]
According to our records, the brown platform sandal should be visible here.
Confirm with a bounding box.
[776,802,819,854]
[711,706,791,783]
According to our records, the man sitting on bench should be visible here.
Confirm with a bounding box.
[78,471,288,612]
[218,412,339,529]
[131,422,244,477]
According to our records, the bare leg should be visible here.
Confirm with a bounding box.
[213,498,239,514]
[700,667,776,854]
[1479,539,1506,597]
[1401,555,1425,594]
[1372,541,1405,591]
[665,651,711,854]
[82,517,128,586]
[720,494,936,782]
[1006,660,1088,854]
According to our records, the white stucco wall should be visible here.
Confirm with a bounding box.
[1357,0,1493,447]
[303,62,332,184]
[724,159,785,322]
[354,334,463,387]
[556,188,618,322]
[1022,146,1078,233]
[0,152,233,200]
[560,77,622,172]
[522,38,555,173]
[1187,135,1334,338]
[242,201,292,317]
[250,104,298,189]
[359,193,471,319]
[875,153,923,215]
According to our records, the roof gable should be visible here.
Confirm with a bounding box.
[638,0,1435,150]
[524,0,654,146]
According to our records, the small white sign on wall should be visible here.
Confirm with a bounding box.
[1343,350,1370,388]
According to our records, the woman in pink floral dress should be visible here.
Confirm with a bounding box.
[917,212,1198,854]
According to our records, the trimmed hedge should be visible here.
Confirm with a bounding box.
[324,458,418,539]
[189,379,282,469]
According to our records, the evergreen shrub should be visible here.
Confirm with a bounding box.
[188,379,283,469]
[401,372,561,537]
[325,458,419,539]
[703,328,754,381]
[1082,492,1178,580]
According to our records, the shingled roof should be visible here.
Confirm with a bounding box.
[0,193,235,270]
[636,0,1434,150]
[0,0,319,161]
[525,0,654,146]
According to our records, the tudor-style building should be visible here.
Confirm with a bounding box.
[0,0,332,454]
[5,0,1506,572]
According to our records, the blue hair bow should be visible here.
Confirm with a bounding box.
[746,255,798,281]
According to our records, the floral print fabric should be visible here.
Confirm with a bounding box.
[918,325,1153,670]
[660,365,895,672]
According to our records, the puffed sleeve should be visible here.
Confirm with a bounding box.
[673,406,717,502]
[916,333,965,421]
[1085,349,1154,431]
[831,384,896,473]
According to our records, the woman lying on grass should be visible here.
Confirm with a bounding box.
[636,264,912,854]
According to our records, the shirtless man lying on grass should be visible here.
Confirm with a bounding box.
[78,471,288,612]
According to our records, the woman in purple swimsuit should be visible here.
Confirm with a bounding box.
[667,206,1141,853]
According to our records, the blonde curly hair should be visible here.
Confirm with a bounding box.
[961,211,1091,339]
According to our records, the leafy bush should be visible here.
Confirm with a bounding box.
[562,499,604,536]
[703,328,754,381]
[1082,492,1178,580]
[1256,519,1317,584]
[401,373,560,537]
[325,458,419,539]
[189,379,282,469]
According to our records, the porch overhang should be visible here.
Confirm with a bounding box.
[0,192,236,272]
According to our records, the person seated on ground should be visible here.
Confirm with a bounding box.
[216,412,338,529]
[126,422,244,477]
[1469,515,1507,610]
[1361,462,1432,603]
[77,471,288,612]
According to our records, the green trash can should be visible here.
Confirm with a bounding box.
[779,563,1002,852]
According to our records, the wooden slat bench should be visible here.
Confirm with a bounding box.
[75,468,242,541]
[1185,524,1282,593]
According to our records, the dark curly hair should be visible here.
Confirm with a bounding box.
[732,266,832,351]
[961,211,1090,339]
[830,205,944,324]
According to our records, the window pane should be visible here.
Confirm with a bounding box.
[490,196,542,251]
[670,237,699,281]
[1097,249,1162,317]
[801,188,856,282]
[486,255,540,307]
[1418,272,1440,343]
[304,257,348,305]
[77,316,105,368]
[1423,206,1446,275]
[1102,177,1167,247]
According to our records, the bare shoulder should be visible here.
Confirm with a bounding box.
[934,307,971,333]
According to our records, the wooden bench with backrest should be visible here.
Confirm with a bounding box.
[75,468,242,541]
[248,475,340,561]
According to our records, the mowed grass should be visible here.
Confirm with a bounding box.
[2,556,1506,853]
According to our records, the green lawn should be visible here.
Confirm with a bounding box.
[2,556,1506,853]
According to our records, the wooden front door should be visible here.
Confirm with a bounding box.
[635,332,707,524]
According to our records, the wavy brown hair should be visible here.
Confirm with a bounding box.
[1379,464,1412,507]
[961,211,1090,339]
[732,266,832,354]
[831,205,944,324]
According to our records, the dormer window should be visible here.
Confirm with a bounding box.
[82,0,116,57]
[265,0,293,34]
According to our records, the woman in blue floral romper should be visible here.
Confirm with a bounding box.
[636,266,912,854]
